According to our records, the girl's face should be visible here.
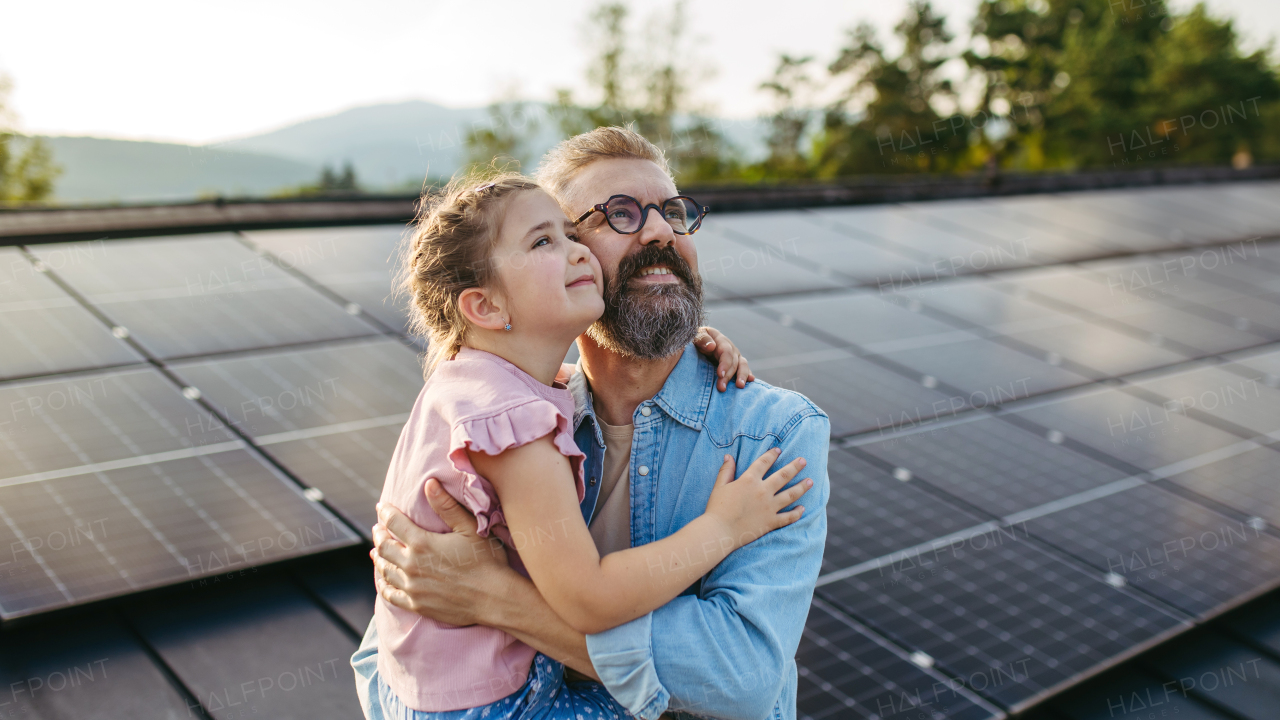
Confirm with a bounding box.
[491,189,604,339]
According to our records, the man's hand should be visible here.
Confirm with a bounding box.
[694,326,754,392]
[373,480,601,679]
[372,479,513,627]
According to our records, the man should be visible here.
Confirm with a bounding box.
[355,126,830,720]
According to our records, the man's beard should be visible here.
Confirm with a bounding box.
[586,244,704,360]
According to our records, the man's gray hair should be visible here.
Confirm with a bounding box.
[534,126,675,210]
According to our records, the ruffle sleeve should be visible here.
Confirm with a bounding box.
[447,398,585,538]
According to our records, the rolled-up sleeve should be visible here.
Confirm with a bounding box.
[587,414,830,720]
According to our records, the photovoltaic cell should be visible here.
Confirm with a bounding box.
[1132,364,1280,437]
[0,368,358,618]
[170,338,425,536]
[764,292,964,348]
[695,227,845,297]
[750,352,953,436]
[712,211,923,282]
[797,601,1000,720]
[27,235,378,359]
[0,247,142,381]
[1160,445,1280,526]
[821,448,987,577]
[244,226,410,332]
[1025,483,1280,618]
[856,415,1134,518]
[877,332,1092,398]
[999,321,1187,378]
[818,537,1188,711]
[1007,387,1248,473]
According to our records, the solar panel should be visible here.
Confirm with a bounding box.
[0,247,143,381]
[812,206,1016,264]
[695,227,845,298]
[1006,387,1249,473]
[0,368,359,618]
[751,352,954,436]
[797,600,1002,720]
[1132,364,1280,437]
[1024,483,1280,618]
[27,235,379,360]
[1159,445,1280,526]
[763,292,963,349]
[243,226,410,332]
[1003,321,1188,378]
[169,338,425,537]
[818,535,1189,712]
[990,194,1168,253]
[821,448,987,577]
[129,576,363,719]
[854,415,1135,518]
[877,331,1092,398]
[711,212,925,282]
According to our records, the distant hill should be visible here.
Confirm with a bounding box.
[41,136,319,203]
[40,100,771,204]
[215,100,548,189]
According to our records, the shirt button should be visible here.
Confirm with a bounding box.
[640,406,652,417]
[638,466,650,476]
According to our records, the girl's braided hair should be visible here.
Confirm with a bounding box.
[395,171,539,375]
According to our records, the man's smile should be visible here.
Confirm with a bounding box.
[634,265,678,283]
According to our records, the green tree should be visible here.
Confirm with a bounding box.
[463,100,543,171]
[551,1,739,183]
[964,0,1279,169]
[753,54,818,179]
[815,2,967,176]
[0,76,60,204]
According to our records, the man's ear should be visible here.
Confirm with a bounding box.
[458,287,508,331]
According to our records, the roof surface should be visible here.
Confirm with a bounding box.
[1,180,1279,718]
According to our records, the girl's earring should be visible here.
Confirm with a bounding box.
[504,321,512,332]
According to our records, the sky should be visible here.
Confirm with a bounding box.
[3,0,1278,146]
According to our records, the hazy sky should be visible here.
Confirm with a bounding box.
[4,0,1277,145]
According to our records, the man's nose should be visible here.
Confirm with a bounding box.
[638,207,676,247]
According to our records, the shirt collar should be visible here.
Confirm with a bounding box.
[570,343,713,436]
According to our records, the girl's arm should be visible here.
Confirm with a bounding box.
[469,438,809,635]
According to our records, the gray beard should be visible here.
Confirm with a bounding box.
[587,276,704,360]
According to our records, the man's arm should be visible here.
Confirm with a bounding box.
[587,413,830,720]
[373,479,599,679]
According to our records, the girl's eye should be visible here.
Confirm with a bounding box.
[567,233,581,243]
[533,237,550,248]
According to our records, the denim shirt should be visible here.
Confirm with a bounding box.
[352,344,829,720]
[573,345,830,720]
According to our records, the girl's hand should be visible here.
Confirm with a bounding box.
[704,448,810,550]
[694,327,755,392]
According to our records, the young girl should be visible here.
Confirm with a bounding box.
[374,173,811,719]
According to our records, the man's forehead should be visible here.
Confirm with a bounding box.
[565,158,678,207]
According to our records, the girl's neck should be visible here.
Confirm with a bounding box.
[464,328,574,387]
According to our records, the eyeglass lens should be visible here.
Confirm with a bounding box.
[603,196,701,234]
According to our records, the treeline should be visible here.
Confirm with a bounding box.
[468,0,1280,183]
[0,76,59,204]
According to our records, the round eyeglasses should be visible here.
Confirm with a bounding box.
[575,194,709,235]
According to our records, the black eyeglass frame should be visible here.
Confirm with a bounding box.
[574,194,710,235]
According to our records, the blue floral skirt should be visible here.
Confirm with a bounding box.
[376,654,633,720]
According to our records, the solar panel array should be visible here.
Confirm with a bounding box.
[1,181,1278,717]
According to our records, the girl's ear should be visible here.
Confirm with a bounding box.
[458,287,508,331]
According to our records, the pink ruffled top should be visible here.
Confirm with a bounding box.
[375,347,584,711]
